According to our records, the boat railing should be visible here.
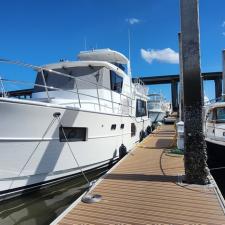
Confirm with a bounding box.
[205,95,225,105]
[0,59,137,116]
[132,78,148,96]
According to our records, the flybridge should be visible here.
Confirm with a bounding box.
[77,49,129,65]
[77,49,131,75]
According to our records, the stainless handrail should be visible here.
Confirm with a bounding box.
[0,58,142,101]
[40,69,51,102]
[0,78,135,114]
[0,58,148,116]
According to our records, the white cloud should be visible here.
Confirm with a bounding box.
[222,21,225,27]
[126,18,141,25]
[141,48,179,64]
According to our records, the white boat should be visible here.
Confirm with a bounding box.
[205,101,225,146]
[0,49,151,199]
[147,93,168,123]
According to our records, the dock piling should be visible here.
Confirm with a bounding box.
[178,32,184,121]
[180,0,208,184]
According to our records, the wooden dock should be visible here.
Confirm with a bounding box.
[53,125,225,225]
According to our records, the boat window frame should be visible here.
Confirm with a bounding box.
[110,70,123,93]
[59,126,87,142]
[215,106,225,123]
[136,99,147,117]
[131,123,136,137]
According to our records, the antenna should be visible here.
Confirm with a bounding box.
[84,37,87,50]
[128,29,132,76]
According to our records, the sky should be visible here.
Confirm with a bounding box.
[0,0,224,101]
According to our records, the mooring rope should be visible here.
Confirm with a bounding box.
[55,115,91,188]
[8,117,57,191]
[210,166,225,171]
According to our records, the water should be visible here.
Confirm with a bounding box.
[207,142,225,197]
[0,167,109,225]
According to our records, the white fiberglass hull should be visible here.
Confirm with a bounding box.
[0,98,150,199]
[205,123,225,147]
[148,111,166,123]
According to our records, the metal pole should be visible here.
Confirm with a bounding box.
[41,70,50,102]
[178,32,184,121]
[180,0,208,184]
[74,78,81,108]
[96,83,101,112]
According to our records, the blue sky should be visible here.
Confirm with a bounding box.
[0,0,224,100]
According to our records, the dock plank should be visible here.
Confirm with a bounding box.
[56,125,225,225]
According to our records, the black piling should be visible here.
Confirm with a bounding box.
[180,0,208,184]
[171,80,178,112]
[178,32,184,121]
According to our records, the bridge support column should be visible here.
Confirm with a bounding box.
[171,81,178,112]
[180,0,208,184]
[214,78,222,100]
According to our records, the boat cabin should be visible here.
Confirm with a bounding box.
[205,103,225,144]
[32,49,148,116]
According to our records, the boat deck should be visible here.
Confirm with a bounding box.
[54,125,225,225]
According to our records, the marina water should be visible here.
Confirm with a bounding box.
[0,167,109,225]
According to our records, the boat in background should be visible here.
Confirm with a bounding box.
[0,49,152,200]
[205,100,225,147]
[147,93,170,123]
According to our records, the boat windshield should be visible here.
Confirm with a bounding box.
[113,63,127,73]
[216,107,225,123]
[148,102,161,110]
[149,95,162,102]
[34,66,104,92]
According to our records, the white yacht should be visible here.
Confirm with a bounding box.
[147,93,168,123]
[0,49,151,199]
[205,101,225,147]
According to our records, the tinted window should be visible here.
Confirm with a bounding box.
[111,124,116,130]
[131,123,136,137]
[34,66,103,92]
[136,99,147,117]
[59,127,87,142]
[216,107,225,123]
[110,71,123,93]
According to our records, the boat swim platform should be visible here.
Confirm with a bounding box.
[52,125,225,225]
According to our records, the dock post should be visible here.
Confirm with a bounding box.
[223,50,225,98]
[171,80,178,112]
[214,77,222,100]
[180,0,208,184]
[178,32,184,121]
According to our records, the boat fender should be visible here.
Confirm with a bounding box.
[146,125,152,135]
[119,144,127,159]
[139,130,146,142]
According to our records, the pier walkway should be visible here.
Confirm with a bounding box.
[54,125,225,225]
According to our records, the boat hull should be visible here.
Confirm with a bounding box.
[0,98,150,199]
[148,111,166,123]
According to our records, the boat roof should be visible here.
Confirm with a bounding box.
[42,60,126,77]
[77,49,129,65]
[208,101,225,109]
